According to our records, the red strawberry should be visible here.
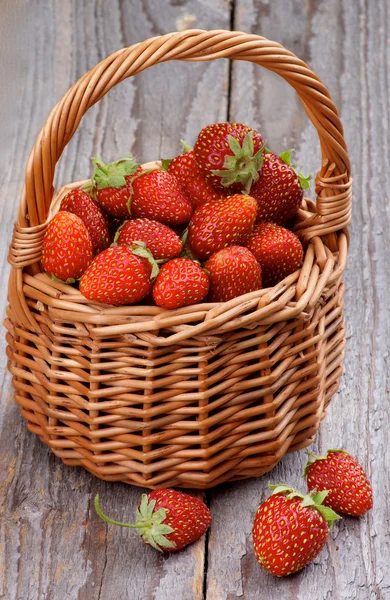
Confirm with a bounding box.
[205,246,262,302]
[188,194,257,261]
[252,485,340,577]
[166,149,229,208]
[60,188,111,254]
[304,450,373,516]
[246,222,303,287]
[94,489,211,552]
[91,156,141,219]
[42,211,93,282]
[193,122,264,191]
[153,258,210,309]
[79,245,158,306]
[250,150,311,225]
[131,170,193,225]
[116,218,182,260]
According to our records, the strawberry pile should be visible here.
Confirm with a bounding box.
[42,122,311,308]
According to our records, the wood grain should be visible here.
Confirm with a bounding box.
[1,0,389,598]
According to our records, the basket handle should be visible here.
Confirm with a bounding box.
[18,29,351,239]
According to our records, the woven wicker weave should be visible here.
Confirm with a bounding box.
[5,30,352,489]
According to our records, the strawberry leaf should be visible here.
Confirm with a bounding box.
[279,149,293,166]
[242,131,254,157]
[227,135,244,158]
[311,490,329,505]
[268,484,340,526]
[181,228,188,246]
[278,149,312,191]
[161,158,172,171]
[315,505,341,525]
[180,139,193,153]
[212,134,265,191]
[303,449,347,476]
[298,172,312,190]
[91,156,139,190]
[131,243,160,279]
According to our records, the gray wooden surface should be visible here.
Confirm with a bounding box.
[0,1,389,598]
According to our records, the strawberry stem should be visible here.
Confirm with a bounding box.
[94,494,176,552]
[94,495,145,529]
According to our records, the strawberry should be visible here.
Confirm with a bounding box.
[116,218,182,260]
[252,485,340,577]
[166,148,228,208]
[304,450,373,516]
[60,188,111,255]
[79,245,158,306]
[246,222,303,287]
[131,170,193,225]
[42,211,93,282]
[94,489,211,552]
[153,258,210,309]
[249,150,311,225]
[91,156,141,219]
[193,122,264,191]
[188,194,258,261]
[205,246,262,302]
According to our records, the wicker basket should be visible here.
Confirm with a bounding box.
[5,30,352,490]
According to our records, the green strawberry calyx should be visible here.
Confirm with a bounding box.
[91,156,139,190]
[279,149,312,190]
[269,484,341,527]
[130,242,160,279]
[303,449,347,477]
[161,140,193,171]
[211,132,265,193]
[180,139,193,153]
[112,220,128,245]
[94,494,176,552]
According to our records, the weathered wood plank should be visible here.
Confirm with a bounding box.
[0,1,231,599]
[206,0,390,598]
[2,0,389,599]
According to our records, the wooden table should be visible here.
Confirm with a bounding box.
[1,1,388,598]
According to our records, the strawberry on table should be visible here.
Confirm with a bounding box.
[131,169,193,225]
[246,222,303,287]
[94,489,211,552]
[79,244,158,306]
[304,450,373,516]
[205,246,262,302]
[116,218,182,260]
[42,211,93,282]
[91,156,141,220]
[60,188,111,255]
[188,194,258,261]
[193,122,264,191]
[153,258,210,310]
[252,484,340,577]
[166,146,229,208]
[250,150,311,225]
